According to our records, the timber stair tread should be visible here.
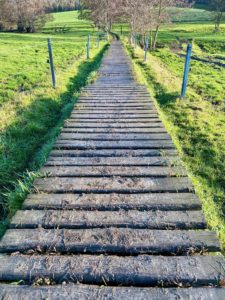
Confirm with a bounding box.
[0,285,224,300]
[0,40,224,297]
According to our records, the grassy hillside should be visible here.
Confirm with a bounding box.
[0,11,107,236]
[122,7,225,248]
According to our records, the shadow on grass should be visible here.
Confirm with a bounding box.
[128,45,179,106]
[0,45,108,235]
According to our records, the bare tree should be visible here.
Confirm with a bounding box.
[0,0,54,32]
[81,0,124,37]
[209,0,225,31]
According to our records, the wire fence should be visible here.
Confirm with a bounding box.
[0,33,107,103]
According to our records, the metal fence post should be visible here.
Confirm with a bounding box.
[181,43,192,99]
[97,33,100,48]
[134,34,137,48]
[47,38,56,89]
[87,34,90,59]
[144,36,149,62]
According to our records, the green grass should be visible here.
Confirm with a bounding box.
[125,43,225,249]
[0,11,108,237]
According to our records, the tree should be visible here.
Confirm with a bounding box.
[81,0,124,37]
[0,0,55,32]
[209,0,225,31]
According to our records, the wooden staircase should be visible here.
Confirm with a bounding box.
[0,41,224,299]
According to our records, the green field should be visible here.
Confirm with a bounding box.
[122,7,225,248]
[0,11,107,236]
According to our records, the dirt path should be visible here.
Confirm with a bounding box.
[0,41,224,299]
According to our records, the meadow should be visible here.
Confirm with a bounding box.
[0,11,107,236]
[122,7,225,248]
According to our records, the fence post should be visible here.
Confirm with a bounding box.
[121,25,123,36]
[87,34,90,59]
[181,43,192,99]
[134,34,137,48]
[97,33,100,48]
[144,36,149,62]
[47,38,56,89]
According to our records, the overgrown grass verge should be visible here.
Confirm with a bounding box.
[0,44,108,238]
[125,43,225,250]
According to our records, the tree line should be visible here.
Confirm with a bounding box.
[81,0,191,50]
[0,0,80,32]
[0,0,224,35]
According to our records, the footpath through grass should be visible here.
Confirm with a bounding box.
[0,11,108,237]
[125,42,225,250]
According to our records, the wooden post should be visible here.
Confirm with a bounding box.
[87,34,90,59]
[47,38,56,89]
[181,43,192,99]
[121,25,123,36]
[144,36,149,62]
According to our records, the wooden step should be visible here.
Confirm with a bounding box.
[33,177,193,193]
[10,210,206,230]
[23,193,201,211]
[0,284,224,300]
[54,140,175,150]
[67,118,161,123]
[45,156,180,166]
[57,133,171,141]
[50,149,178,158]
[69,115,160,119]
[0,228,220,254]
[0,254,223,286]
[41,166,186,177]
[64,122,164,128]
[73,109,157,114]
[61,127,167,133]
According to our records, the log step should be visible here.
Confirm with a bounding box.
[64,122,164,128]
[73,110,157,114]
[57,133,171,141]
[50,149,178,157]
[61,127,167,133]
[45,156,180,166]
[0,254,224,286]
[0,284,224,300]
[68,117,160,121]
[41,166,186,177]
[10,210,206,230]
[33,177,193,193]
[23,193,201,211]
[54,140,175,150]
[0,228,220,254]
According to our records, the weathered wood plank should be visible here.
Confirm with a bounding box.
[33,177,193,193]
[54,140,175,150]
[10,210,205,229]
[73,110,157,114]
[49,149,178,157]
[58,133,171,141]
[61,128,167,133]
[23,193,201,211]
[0,228,220,254]
[0,285,224,300]
[64,122,164,128]
[0,254,224,286]
[41,166,186,177]
[45,156,180,166]
[69,115,160,119]
[67,118,161,123]
[76,105,155,109]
